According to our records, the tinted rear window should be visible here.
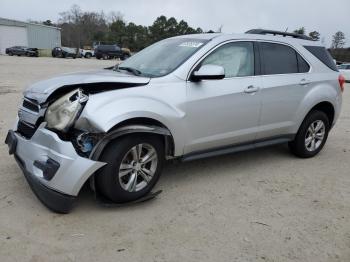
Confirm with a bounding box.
[261,43,299,75]
[304,46,338,71]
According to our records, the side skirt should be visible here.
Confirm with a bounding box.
[181,135,295,162]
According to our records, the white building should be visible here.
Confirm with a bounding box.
[0,17,61,54]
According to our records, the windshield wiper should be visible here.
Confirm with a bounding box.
[116,66,142,76]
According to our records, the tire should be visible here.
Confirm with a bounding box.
[102,54,109,60]
[95,134,164,203]
[85,53,92,59]
[8,52,13,56]
[25,52,30,57]
[288,110,330,158]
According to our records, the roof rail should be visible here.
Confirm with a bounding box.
[246,29,313,41]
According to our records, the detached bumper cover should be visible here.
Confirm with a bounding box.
[5,123,106,213]
[14,154,75,213]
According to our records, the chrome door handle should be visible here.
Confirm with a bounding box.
[299,79,311,86]
[244,85,260,94]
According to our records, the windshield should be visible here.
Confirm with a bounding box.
[118,38,209,77]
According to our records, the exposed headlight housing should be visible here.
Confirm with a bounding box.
[45,89,88,132]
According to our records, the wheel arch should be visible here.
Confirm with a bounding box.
[295,100,336,134]
[309,101,335,126]
[86,117,176,199]
[90,117,176,162]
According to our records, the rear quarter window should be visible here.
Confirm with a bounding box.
[304,46,338,71]
[297,53,310,73]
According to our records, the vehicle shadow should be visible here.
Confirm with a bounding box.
[75,144,293,212]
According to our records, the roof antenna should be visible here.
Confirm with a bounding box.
[285,27,288,32]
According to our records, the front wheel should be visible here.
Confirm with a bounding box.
[289,110,330,158]
[95,134,164,203]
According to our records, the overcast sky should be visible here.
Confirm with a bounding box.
[1,0,349,47]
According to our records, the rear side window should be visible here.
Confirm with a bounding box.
[260,43,310,75]
[304,46,338,71]
[260,43,298,74]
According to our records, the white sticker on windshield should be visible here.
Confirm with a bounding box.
[179,42,204,48]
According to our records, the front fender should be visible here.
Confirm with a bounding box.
[75,93,186,156]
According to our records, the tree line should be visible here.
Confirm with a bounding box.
[292,27,346,49]
[42,5,206,51]
[38,6,347,55]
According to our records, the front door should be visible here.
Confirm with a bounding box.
[185,41,262,154]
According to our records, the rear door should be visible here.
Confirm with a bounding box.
[112,45,122,57]
[257,42,311,140]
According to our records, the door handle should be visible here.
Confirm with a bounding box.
[244,85,260,94]
[299,79,311,86]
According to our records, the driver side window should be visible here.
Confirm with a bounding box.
[201,42,254,78]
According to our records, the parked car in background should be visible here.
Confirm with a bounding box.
[337,63,350,82]
[52,47,77,59]
[5,46,38,57]
[94,44,131,60]
[80,49,94,58]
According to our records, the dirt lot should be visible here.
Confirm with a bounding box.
[0,55,349,262]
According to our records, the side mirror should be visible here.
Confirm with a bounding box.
[192,64,225,81]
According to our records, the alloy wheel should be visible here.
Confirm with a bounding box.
[118,143,158,192]
[304,120,326,152]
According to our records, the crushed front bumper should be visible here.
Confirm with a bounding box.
[5,123,105,213]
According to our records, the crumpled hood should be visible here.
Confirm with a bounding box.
[24,69,150,103]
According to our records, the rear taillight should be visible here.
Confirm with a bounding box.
[339,75,345,93]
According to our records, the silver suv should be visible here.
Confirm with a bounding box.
[6,30,344,213]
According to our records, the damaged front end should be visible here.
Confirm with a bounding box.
[5,67,173,213]
[6,71,151,213]
[6,87,108,213]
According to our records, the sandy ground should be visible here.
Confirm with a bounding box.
[0,55,349,262]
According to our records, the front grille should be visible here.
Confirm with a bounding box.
[22,99,40,113]
[17,121,37,139]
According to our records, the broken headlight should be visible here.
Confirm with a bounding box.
[45,89,88,132]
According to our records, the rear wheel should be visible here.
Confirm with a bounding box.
[8,52,13,56]
[102,54,109,60]
[85,53,92,58]
[95,134,164,203]
[289,110,330,158]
